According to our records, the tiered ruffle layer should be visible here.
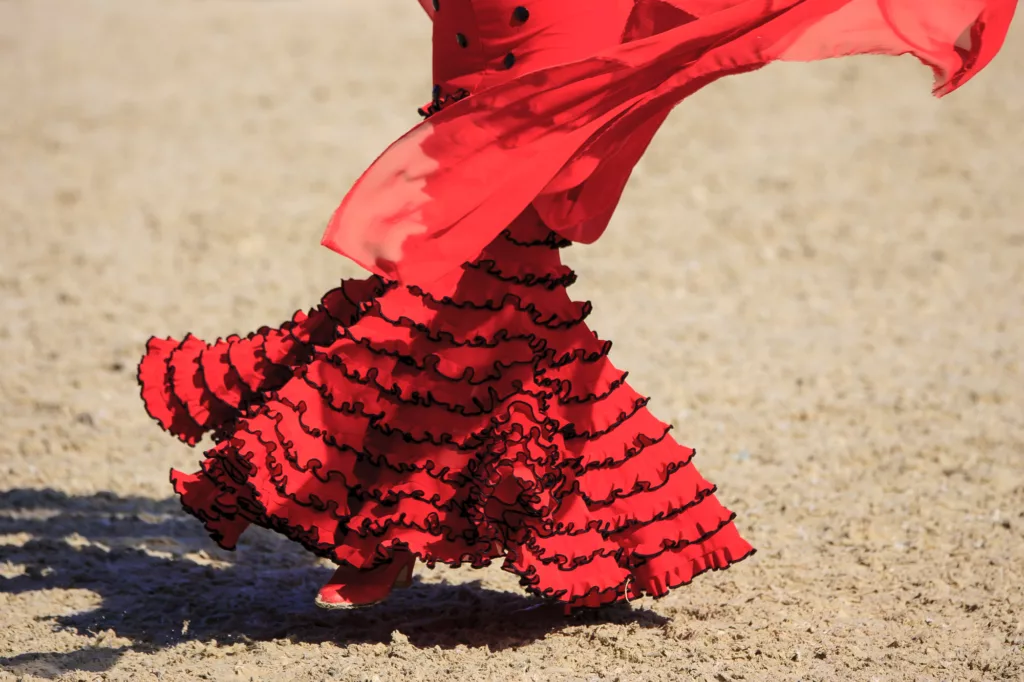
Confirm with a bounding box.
[138,209,754,609]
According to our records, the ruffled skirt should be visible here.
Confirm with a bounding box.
[138,208,754,610]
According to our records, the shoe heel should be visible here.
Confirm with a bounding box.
[393,557,415,589]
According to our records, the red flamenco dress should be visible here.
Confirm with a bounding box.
[139,0,1015,611]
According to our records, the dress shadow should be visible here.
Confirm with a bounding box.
[0,487,668,678]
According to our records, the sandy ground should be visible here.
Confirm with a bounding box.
[1,1,1022,681]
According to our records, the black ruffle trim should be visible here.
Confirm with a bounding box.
[197,424,502,566]
[312,331,635,431]
[417,88,470,119]
[533,481,720,539]
[499,228,572,250]
[407,286,594,331]
[506,514,753,608]
[466,258,578,290]
[334,329,539,387]
[563,444,699,508]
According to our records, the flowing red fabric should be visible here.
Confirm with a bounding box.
[322,0,1016,284]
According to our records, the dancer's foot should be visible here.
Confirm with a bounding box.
[314,553,416,610]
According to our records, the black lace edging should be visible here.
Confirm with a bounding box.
[463,436,696,530]
[498,228,572,250]
[556,395,650,440]
[288,381,483,452]
[417,88,470,119]
[293,372,495,449]
[167,338,687,558]
[194,276,382,417]
[560,443,699,508]
[466,258,578,290]
[540,369,629,406]
[290,360,665,483]
[530,483,720,539]
[202,424,486,553]
[266,403,532,516]
[546,340,614,369]
[456,424,715,540]
[137,338,205,447]
[364,292,612,381]
[572,544,759,612]
[519,490,729,571]
[326,327,619,421]
[220,390,704,537]
[298,316,644,465]
[407,286,594,331]
[277,460,462,513]
[359,296,616,382]
[331,329,539,387]
[284,383,672,493]
[574,425,674,474]
[170,471,246,550]
[505,513,752,608]
[315,335,637,430]
[285,398,480,486]
[262,413,462,512]
[317,277,394,333]
[268,458,466,533]
[138,292,356,446]
[521,538,625,571]
[626,512,742,564]
[318,350,551,418]
[224,335,293,395]
[244,419,358,515]
[176,421,739,588]
[317,277,616,381]
[194,339,252,412]
[370,300,545,350]
[253,389,696,531]
[176,336,247,427]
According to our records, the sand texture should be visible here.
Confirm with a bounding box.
[1,1,1022,680]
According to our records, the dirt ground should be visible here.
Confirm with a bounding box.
[2,2,1022,681]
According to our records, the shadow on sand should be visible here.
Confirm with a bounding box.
[0,488,668,678]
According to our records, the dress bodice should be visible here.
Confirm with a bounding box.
[429,0,635,99]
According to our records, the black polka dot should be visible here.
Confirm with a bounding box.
[503,52,516,69]
[456,33,468,48]
[513,6,530,23]
[432,0,439,10]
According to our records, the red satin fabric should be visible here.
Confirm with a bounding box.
[322,0,1016,284]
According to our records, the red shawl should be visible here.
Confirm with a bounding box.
[323,0,1017,284]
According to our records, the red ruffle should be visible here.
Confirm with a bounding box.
[141,211,754,610]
